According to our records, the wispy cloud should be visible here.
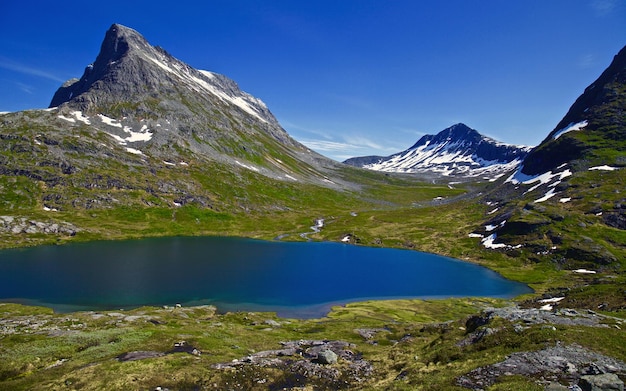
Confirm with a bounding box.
[578,54,595,69]
[15,82,34,94]
[0,57,65,82]
[299,139,361,152]
[590,0,618,16]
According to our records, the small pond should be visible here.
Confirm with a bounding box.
[0,236,531,318]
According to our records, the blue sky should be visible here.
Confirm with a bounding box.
[1,1,624,161]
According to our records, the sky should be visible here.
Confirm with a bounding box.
[1,1,624,161]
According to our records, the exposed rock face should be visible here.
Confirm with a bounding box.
[344,123,531,181]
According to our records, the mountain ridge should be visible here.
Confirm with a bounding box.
[520,44,626,176]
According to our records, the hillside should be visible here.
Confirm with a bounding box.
[0,24,468,249]
[468,45,626,311]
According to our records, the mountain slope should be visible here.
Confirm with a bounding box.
[521,45,626,176]
[344,123,531,181]
[473,45,626,276]
[0,23,407,247]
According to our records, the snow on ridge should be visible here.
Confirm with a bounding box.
[553,120,588,140]
[144,53,268,123]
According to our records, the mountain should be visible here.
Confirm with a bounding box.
[42,24,349,189]
[1,23,438,251]
[520,45,626,176]
[343,123,531,181]
[474,45,626,272]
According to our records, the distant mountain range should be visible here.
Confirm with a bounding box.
[343,123,532,181]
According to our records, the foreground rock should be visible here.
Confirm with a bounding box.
[213,339,373,388]
[457,343,626,390]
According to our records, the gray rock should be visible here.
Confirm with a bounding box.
[579,374,624,391]
[264,319,281,327]
[458,344,626,389]
[545,382,569,391]
[317,349,338,365]
[117,351,164,362]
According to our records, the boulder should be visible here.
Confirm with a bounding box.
[579,374,624,391]
[317,349,338,365]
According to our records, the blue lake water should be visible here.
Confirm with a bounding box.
[0,236,531,318]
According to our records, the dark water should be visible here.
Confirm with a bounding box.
[0,236,531,318]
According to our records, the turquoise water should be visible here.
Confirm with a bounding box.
[0,236,531,318]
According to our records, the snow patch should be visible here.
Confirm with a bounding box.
[235,160,260,172]
[559,197,572,203]
[284,174,298,181]
[481,234,508,249]
[539,297,564,304]
[71,111,91,125]
[98,114,123,128]
[589,165,618,171]
[534,188,557,203]
[468,233,484,238]
[552,120,588,140]
[58,115,75,123]
[125,147,144,155]
[573,269,596,274]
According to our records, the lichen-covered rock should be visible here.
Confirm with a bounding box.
[317,349,338,365]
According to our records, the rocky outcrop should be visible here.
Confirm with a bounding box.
[457,343,626,390]
[0,216,79,235]
[213,339,373,387]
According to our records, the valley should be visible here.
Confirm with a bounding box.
[0,24,623,390]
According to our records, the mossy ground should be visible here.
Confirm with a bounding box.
[1,298,624,391]
[1,109,624,389]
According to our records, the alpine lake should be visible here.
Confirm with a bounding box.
[0,236,531,318]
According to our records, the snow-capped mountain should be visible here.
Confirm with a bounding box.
[343,123,532,181]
